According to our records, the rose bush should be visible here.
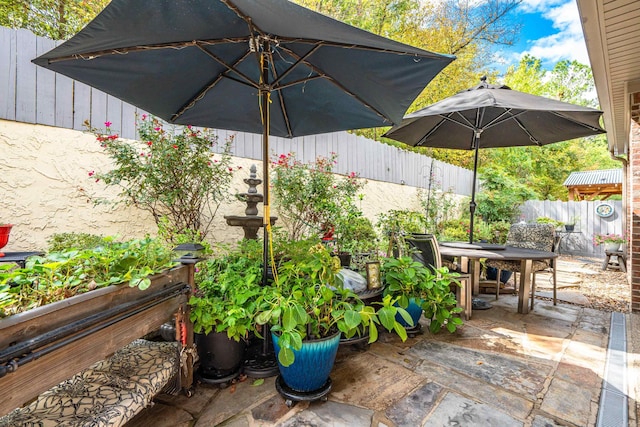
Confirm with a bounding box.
[87,116,237,242]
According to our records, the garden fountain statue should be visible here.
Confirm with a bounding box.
[225,165,277,240]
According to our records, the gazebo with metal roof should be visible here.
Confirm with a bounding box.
[563,168,622,201]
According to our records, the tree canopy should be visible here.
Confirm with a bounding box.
[0,0,108,40]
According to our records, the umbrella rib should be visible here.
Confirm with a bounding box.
[265,48,294,138]
[549,111,604,133]
[44,35,444,66]
[270,45,321,88]
[415,114,454,146]
[44,39,248,64]
[172,47,255,122]
[482,109,540,145]
[276,43,394,124]
[196,43,258,88]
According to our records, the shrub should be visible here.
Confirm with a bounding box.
[86,115,236,242]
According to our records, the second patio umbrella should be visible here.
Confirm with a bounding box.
[383,76,606,243]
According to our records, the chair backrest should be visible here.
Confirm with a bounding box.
[505,223,555,252]
[404,234,442,273]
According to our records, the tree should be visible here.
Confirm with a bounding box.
[295,0,523,142]
[0,0,108,40]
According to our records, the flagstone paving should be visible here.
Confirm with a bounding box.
[128,293,635,427]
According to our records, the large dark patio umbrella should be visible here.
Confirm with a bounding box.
[383,76,606,243]
[32,0,454,376]
[33,0,453,272]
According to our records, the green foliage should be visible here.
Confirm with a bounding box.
[536,217,564,228]
[255,240,408,366]
[381,256,463,333]
[270,152,366,242]
[335,215,378,254]
[475,167,536,223]
[189,240,263,341]
[376,209,428,257]
[47,232,105,252]
[0,237,176,318]
[87,115,236,241]
[0,0,109,40]
[488,221,511,244]
[417,165,461,234]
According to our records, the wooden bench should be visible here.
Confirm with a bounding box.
[0,339,181,427]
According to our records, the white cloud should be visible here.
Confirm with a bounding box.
[518,0,589,65]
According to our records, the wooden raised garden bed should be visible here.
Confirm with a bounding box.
[0,264,194,416]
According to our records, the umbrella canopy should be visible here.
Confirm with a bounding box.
[383,76,606,242]
[32,0,453,137]
[32,0,454,284]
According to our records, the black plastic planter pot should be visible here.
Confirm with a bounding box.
[195,331,246,382]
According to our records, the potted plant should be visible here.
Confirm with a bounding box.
[564,216,579,232]
[189,240,264,381]
[255,240,409,394]
[381,256,463,334]
[593,233,626,252]
[334,215,378,269]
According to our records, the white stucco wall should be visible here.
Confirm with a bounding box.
[0,120,434,252]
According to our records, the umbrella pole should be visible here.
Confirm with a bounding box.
[243,47,279,379]
[469,138,480,244]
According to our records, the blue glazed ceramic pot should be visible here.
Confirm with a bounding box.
[271,331,340,392]
[395,298,423,327]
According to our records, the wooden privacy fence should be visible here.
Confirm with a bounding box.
[521,200,624,258]
[0,26,473,195]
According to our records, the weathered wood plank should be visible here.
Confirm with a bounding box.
[55,73,74,129]
[15,29,37,124]
[90,89,108,130]
[35,36,56,126]
[73,81,92,131]
[0,27,17,120]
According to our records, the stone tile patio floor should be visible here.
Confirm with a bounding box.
[128,289,638,427]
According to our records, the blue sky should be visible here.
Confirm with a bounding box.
[492,0,589,73]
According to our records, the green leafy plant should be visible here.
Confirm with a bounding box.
[417,167,460,234]
[270,152,366,241]
[381,256,463,333]
[334,215,378,254]
[47,232,105,252]
[376,209,428,257]
[536,217,564,228]
[436,217,492,243]
[475,167,536,223]
[565,215,579,226]
[86,115,236,241]
[189,240,263,341]
[255,240,409,366]
[0,237,176,318]
[488,221,511,244]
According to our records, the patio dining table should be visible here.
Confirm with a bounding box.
[438,243,557,314]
